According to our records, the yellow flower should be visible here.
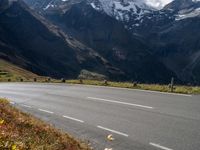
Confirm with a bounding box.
[12,144,17,150]
[0,119,4,125]
[107,134,114,141]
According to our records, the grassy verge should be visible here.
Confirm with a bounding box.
[0,59,199,94]
[65,80,200,94]
[0,99,91,150]
[0,59,43,82]
[0,59,57,82]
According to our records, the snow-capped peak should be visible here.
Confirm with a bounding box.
[93,0,174,11]
[92,0,154,14]
[90,0,156,23]
[145,0,173,9]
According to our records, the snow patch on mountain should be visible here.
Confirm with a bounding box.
[174,0,200,20]
[176,7,200,20]
[146,0,173,9]
[90,0,174,11]
[90,0,155,22]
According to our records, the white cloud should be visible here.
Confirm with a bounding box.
[145,0,173,9]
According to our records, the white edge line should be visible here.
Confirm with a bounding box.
[38,109,54,114]
[63,115,84,123]
[21,104,32,108]
[149,142,173,150]
[138,89,192,97]
[71,83,192,97]
[97,125,129,137]
[87,97,154,109]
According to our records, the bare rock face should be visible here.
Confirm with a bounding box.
[2,0,200,84]
[164,0,199,12]
[45,1,176,83]
[0,0,177,83]
[0,0,9,12]
[0,0,125,80]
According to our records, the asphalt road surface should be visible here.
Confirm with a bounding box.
[0,83,200,150]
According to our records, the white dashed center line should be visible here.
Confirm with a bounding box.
[149,142,173,150]
[97,125,129,137]
[63,115,84,123]
[38,109,54,114]
[87,97,154,109]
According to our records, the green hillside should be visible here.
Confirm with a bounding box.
[0,59,40,82]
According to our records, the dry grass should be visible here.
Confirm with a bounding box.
[65,80,200,94]
[0,59,199,94]
[0,59,40,82]
[0,99,91,150]
[0,59,52,82]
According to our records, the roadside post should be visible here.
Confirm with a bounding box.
[170,77,174,92]
[104,80,108,86]
[61,78,65,83]
[79,79,83,84]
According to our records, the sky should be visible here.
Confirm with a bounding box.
[145,0,173,9]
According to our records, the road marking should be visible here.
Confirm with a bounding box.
[87,97,154,109]
[63,115,84,123]
[136,89,192,97]
[38,109,54,114]
[71,83,192,97]
[97,125,129,137]
[149,143,173,150]
[21,104,32,108]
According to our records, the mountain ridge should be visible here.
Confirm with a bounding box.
[1,0,200,84]
[0,0,125,80]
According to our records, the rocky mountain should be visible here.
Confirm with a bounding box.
[164,0,200,12]
[32,0,174,83]
[88,0,155,23]
[24,0,155,29]
[0,0,124,80]
[130,0,200,84]
[57,1,175,83]
[0,0,175,83]
[3,0,200,84]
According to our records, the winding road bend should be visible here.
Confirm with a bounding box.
[0,83,200,150]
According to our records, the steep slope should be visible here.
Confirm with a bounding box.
[164,0,200,12]
[0,59,40,81]
[0,0,123,80]
[0,0,79,78]
[89,0,154,22]
[153,18,200,84]
[45,1,176,83]
[129,0,200,84]
[24,0,156,30]
[15,0,200,84]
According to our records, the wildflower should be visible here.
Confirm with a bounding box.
[0,119,4,125]
[12,144,17,150]
[107,134,114,141]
